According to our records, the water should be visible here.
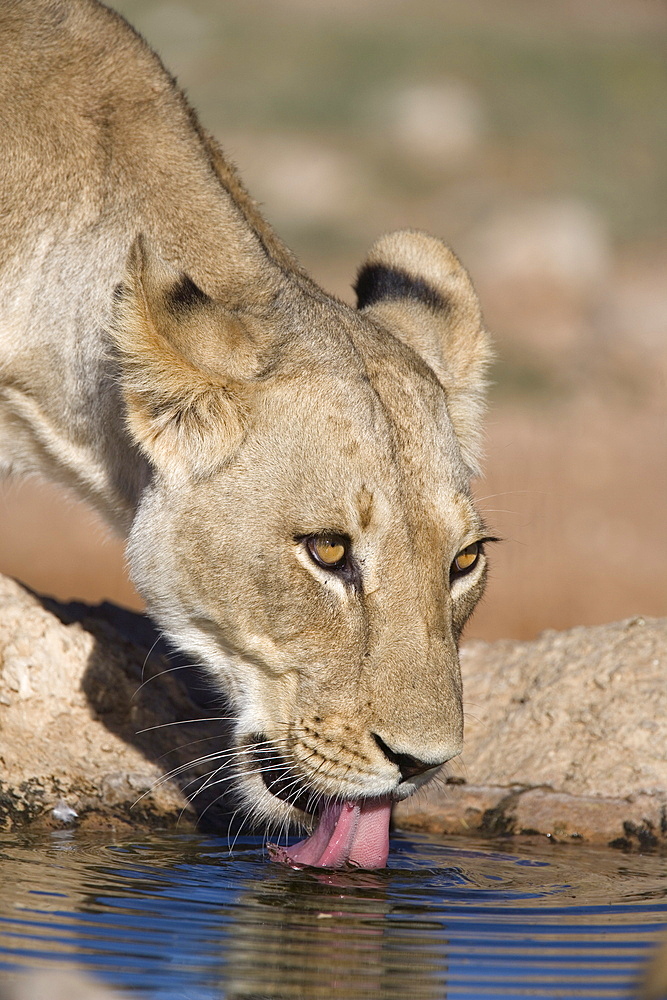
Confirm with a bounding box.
[0,829,665,999]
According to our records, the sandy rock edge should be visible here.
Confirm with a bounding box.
[1,573,665,848]
[395,784,667,851]
[0,574,234,834]
[396,613,667,849]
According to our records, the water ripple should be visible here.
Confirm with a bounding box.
[0,830,665,998]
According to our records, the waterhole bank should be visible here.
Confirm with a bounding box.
[0,572,665,849]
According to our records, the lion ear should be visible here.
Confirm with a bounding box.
[110,235,249,479]
[355,230,492,477]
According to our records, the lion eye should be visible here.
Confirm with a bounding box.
[451,542,480,579]
[306,534,348,570]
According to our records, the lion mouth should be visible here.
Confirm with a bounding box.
[252,736,392,869]
[268,797,392,869]
[253,740,314,815]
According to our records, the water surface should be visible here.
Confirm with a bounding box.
[0,829,665,998]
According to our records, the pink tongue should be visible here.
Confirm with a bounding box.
[276,798,391,869]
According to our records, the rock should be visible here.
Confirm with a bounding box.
[1,572,665,848]
[0,971,126,1000]
[229,134,367,224]
[385,80,485,167]
[396,616,667,848]
[466,198,611,293]
[643,939,667,1000]
[0,574,234,832]
[462,198,612,360]
[601,252,667,391]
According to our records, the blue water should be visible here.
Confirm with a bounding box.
[0,830,665,998]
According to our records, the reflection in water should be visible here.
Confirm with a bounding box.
[0,830,665,999]
[223,869,445,999]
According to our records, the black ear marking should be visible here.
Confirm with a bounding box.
[166,273,210,315]
[354,263,447,312]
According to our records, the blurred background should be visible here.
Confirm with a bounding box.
[1,0,665,640]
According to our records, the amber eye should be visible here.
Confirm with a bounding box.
[306,534,348,570]
[451,542,480,579]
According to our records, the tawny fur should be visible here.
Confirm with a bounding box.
[0,0,492,831]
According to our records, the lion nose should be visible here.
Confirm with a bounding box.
[372,733,435,781]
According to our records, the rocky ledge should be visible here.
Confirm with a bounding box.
[0,573,665,848]
[395,615,667,849]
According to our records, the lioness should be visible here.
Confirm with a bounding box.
[0,0,492,868]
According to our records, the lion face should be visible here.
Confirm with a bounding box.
[114,230,492,851]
